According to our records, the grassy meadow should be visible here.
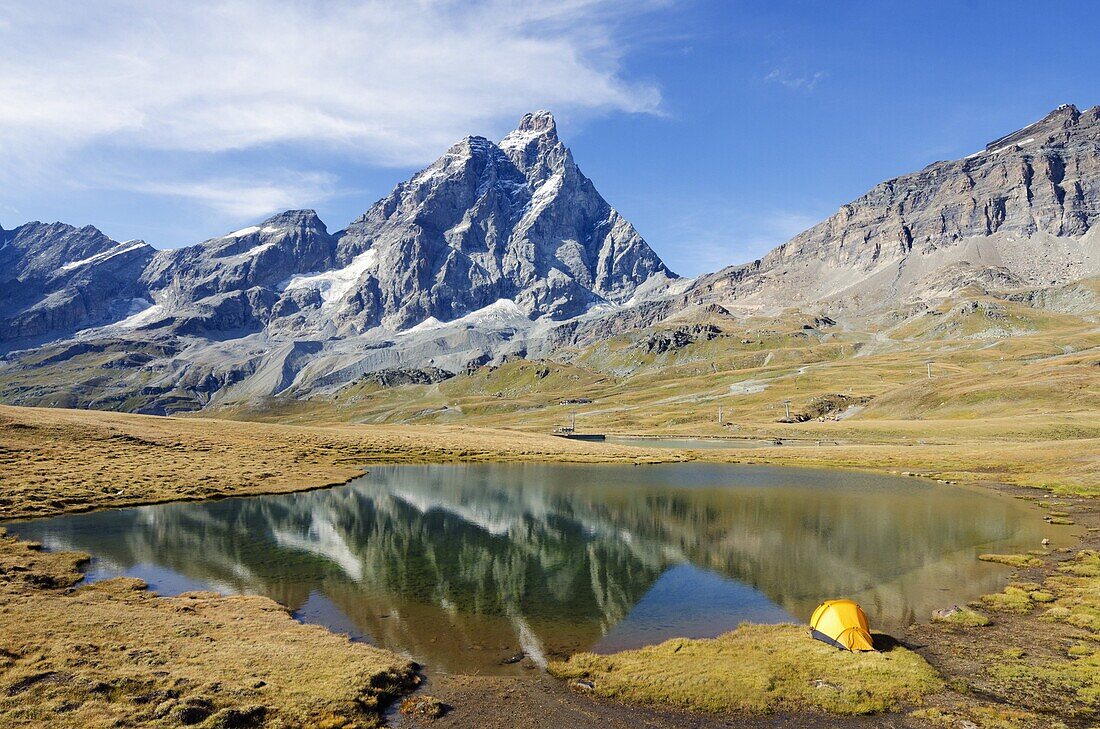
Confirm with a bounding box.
[0,283,1098,727]
[0,529,418,728]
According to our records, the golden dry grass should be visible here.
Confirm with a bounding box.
[2,401,1099,726]
[0,529,417,728]
[0,404,677,520]
[702,436,1100,497]
[211,291,1099,445]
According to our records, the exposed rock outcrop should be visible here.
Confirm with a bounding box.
[0,105,1097,413]
[637,324,722,354]
[325,110,674,331]
[688,104,1100,311]
[0,222,154,344]
[359,367,455,388]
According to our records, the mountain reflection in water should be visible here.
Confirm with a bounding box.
[6,463,1059,674]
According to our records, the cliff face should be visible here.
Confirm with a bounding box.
[0,105,1096,413]
[0,222,155,342]
[0,112,673,344]
[324,110,673,331]
[0,112,677,411]
[689,104,1100,308]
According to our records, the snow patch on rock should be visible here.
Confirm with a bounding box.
[401,298,528,336]
[115,300,162,329]
[60,241,146,272]
[281,249,379,308]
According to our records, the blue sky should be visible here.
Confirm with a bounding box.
[1,0,1097,277]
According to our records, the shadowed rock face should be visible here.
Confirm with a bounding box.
[688,104,1100,310]
[324,110,673,331]
[0,106,1097,412]
[120,111,672,340]
[134,209,340,337]
[0,222,155,343]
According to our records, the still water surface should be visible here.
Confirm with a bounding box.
[5,464,1062,674]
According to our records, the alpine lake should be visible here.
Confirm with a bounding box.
[5,463,1069,675]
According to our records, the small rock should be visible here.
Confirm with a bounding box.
[501,652,525,665]
[809,679,840,691]
[571,679,595,692]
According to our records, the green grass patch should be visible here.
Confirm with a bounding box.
[981,587,1033,614]
[912,705,1068,728]
[979,554,1044,568]
[932,606,991,627]
[1041,606,1073,622]
[986,651,1100,710]
[1059,551,1100,578]
[548,623,943,715]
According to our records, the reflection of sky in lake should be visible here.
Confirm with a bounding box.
[594,564,793,652]
[5,463,1066,674]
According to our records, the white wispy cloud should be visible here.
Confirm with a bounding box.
[764,68,827,92]
[0,0,666,219]
[128,172,339,219]
[0,0,662,165]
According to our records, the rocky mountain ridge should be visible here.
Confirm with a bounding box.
[1,105,1097,413]
[2,112,673,352]
[685,103,1099,311]
[0,222,155,342]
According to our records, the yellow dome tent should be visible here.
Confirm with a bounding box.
[809,599,875,651]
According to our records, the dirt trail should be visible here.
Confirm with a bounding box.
[398,673,911,729]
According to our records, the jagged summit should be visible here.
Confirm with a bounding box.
[500,110,559,149]
[327,110,672,329]
[1,105,1095,414]
[518,109,557,133]
[499,111,569,186]
[982,102,1096,152]
[261,209,327,228]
